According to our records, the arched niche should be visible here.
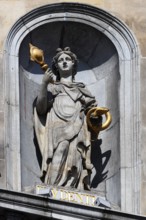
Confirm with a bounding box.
[4,3,140,214]
[19,20,119,201]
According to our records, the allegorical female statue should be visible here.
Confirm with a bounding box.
[31,46,111,190]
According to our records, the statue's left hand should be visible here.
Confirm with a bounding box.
[86,107,112,135]
[90,114,103,127]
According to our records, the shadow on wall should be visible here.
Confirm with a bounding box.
[91,139,111,188]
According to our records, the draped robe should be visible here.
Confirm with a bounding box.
[34,81,96,189]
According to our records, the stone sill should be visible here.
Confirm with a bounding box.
[0,189,145,220]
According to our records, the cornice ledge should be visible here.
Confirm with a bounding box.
[0,189,145,220]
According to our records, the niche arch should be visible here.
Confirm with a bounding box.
[4,3,140,213]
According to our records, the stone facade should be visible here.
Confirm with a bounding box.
[0,0,146,218]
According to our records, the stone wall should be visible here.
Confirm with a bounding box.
[1,0,146,216]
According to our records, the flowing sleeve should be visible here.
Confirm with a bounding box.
[79,86,97,113]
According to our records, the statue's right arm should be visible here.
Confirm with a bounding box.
[36,68,54,115]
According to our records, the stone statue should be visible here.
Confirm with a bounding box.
[30,45,111,190]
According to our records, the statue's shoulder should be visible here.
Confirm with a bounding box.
[48,82,63,95]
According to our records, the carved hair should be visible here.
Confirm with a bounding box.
[52,47,78,81]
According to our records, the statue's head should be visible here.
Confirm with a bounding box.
[52,47,78,81]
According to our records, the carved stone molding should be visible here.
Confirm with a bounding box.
[0,189,145,220]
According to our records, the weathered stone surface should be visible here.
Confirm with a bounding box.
[0,52,4,161]
[0,53,4,111]
[0,113,4,159]
[141,181,146,216]
[87,79,106,106]
[0,159,6,189]
[140,58,146,126]
[140,58,146,215]
[106,170,120,206]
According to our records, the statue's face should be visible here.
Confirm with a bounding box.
[57,53,74,78]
